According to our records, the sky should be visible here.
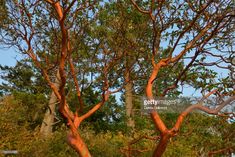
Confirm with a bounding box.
[0,47,22,67]
[0,43,231,97]
[0,47,203,97]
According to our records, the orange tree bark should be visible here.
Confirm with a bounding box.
[129,1,235,156]
[45,1,112,156]
[11,0,122,156]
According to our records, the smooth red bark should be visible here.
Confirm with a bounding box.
[67,132,91,157]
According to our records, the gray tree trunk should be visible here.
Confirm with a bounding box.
[40,71,60,137]
[125,69,134,127]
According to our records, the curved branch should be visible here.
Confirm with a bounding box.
[130,0,149,14]
[74,91,110,128]
[173,94,235,132]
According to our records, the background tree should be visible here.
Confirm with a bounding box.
[91,1,151,127]
[0,60,48,129]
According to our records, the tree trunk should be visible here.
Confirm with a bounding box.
[67,131,91,157]
[153,133,171,157]
[40,71,60,137]
[125,69,134,127]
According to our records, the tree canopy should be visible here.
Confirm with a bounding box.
[0,0,234,156]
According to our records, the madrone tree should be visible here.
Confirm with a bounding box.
[1,0,235,157]
[130,0,235,156]
[0,0,125,156]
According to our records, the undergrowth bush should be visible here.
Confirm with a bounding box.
[1,96,234,157]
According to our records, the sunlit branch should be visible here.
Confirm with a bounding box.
[173,93,235,132]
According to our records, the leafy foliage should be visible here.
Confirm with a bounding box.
[1,97,234,156]
[0,0,234,156]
